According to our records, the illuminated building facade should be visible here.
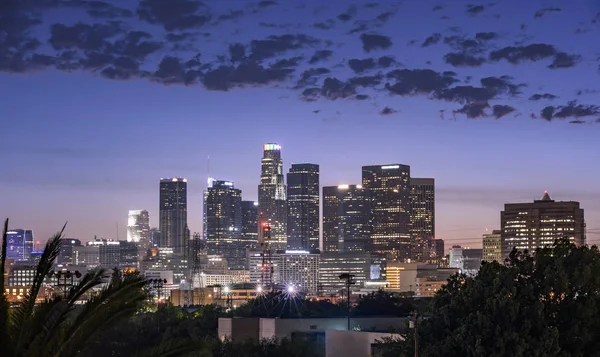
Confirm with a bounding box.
[410,178,435,262]
[501,191,585,258]
[258,143,287,250]
[204,179,245,270]
[322,185,371,253]
[286,163,320,251]
[5,229,34,263]
[482,230,502,263]
[318,252,386,296]
[278,250,320,296]
[241,201,259,251]
[127,209,149,243]
[362,164,411,261]
[159,178,188,254]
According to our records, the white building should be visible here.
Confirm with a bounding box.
[127,209,149,243]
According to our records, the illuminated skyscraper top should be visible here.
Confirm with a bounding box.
[127,209,149,243]
[258,143,287,250]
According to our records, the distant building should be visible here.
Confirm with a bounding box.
[482,230,502,263]
[72,245,100,268]
[127,209,149,243]
[258,143,287,251]
[319,252,385,297]
[501,191,586,258]
[410,178,435,262]
[278,250,320,296]
[148,228,161,247]
[119,241,139,268]
[5,229,34,262]
[462,249,483,274]
[58,238,82,266]
[362,164,411,261]
[322,185,371,253]
[159,178,188,254]
[448,245,463,269]
[414,268,458,297]
[241,201,259,254]
[286,163,320,251]
[433,239,445,261]
[204,179,244,270]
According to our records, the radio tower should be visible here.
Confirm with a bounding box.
[260,221,274,290]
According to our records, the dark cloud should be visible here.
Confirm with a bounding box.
[270,56,302,69]
[548,52,580,69]
[250,34,320,61]
[492,104,516,119]
[348,24,369,34]
[348,58,376,73]
[534,7,561,18]
[432,5,444,11]
[466,4,485,15]
[377,11,395,23]
[150,56,197,84]
[569,120,586,124]
[112,30,163,60]
[475,32,498,41]
[529,93,558,101]
[309,50,333,64]
[296,67,331,87]
[337,5,357,22]
[489,43,556,64]
[301,77,357,101]
[453,102,489,119]
[314,20,335,30]
[85,1,133,19]
[385,69,458,96]
[360,33,393,52]
[355,94,370,100]
[0,12,42,72]
[166,32,195,42]
[228,43,246,63]
[377,56,396,68]
[258,1,278,8]
[137,0,211,31]
[49,22,122,51]
[202,61,294,91]
[422,33,442,47]
[365,3,379,8]
[217,9,244,21]
[540,101,600,121]
[380,106,397,115]
[348,74,382,87]
[444,52,486,67]
[480,75,524,96]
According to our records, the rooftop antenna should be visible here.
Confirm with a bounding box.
[116,222,119,240]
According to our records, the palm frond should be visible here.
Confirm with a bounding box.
[0,218,12,356]
[10,224,65,357]
[133,339,208,357]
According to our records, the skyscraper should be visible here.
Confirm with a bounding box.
[203,179,244,270]
[482,230,502,262]
[322,185,371,253]
[5,229,34,262]
[258,143,287,251]
[127,209,149,243]
[410,178,435,261]
[362,164,411,261]
[159,178,188,254]
[286,163,320,251]
[501,191,585,258]
[241,201,259,251]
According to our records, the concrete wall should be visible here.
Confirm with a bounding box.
[325,330,402,357]
[218,317,261,342]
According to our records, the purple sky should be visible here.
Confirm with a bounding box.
[1,0,600,249]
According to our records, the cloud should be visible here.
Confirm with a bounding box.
[385,69,458,96]
[444,52,486,67]
[540,101,600,121]
[337,5,357,22]
[347,55,396,73]
[453,102,489,119]
[380,106,397,115]
[314,20,335,30]
[422,33,442,47]
[432,5,444,11]
[308,50,333,64]
[137,0,211,31]
[301,77,356,101]
[258,1,278,8]
[466,4,486,15]
[49,22,123,51]
[249,34,320,61]
[534,7,561,18]
[360,33,393,52]
[492,104,516,119]
[355,94,370,100]
[377,11,395,23]
[295,67,330,88]
[217,9,244,22]
[474,32,498,41]
[548,52,581,69]
[529,93,558,101]
[202,61,295,90]
[85,1,133,19]
[348,74,383,87]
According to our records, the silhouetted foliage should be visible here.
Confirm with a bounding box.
[233,291,345,318]
[354,290,415,317]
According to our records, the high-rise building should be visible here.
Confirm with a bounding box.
[433,239,445,261]
[127,209,150,243]
[501,191,586,258]
[319,252,386,297]
[482,230,502,263]
[58,238,82,266]
[410,178,435,262]
[278,250,320,296]
[258,143,287,251]
[159,178,188,254]
[5,229,34,262]
[286,163,320,251]
[241,201,259,253]
[148,228,161,247]
[362,164,411,261]
[204,179,244,270]
[448,245,463,269]
[322,185,371,253]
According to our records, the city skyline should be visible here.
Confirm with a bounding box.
[2,0,600,249]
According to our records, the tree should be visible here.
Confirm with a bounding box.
[0,219,203,357]
[354,290,415,317]
[233,291,345,318]
[394,239,600,357]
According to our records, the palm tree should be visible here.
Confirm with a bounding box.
[0,219,204,357]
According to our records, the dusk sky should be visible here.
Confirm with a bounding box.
[1,0,599,249]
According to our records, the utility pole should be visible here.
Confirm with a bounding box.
[338,273,356,331]
[410,311,419,357]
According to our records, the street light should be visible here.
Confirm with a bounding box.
[47,270,82,298]
[147,278,167,302]
[338,273,356,331]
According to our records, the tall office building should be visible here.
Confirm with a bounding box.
[362,164,412,261]
[159,178,188,254]
[148,228,161,247]
[410,178,435,261]
[501,191,585,258]
[278,250,320,296]
[203,179,244,270]
[258,143,287,251]
[241,201,259,251]
[286,163,320,251]
[482,230,502,263]
[127,209,149,243]
[322,185,371,253]
[5,229,34,262]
